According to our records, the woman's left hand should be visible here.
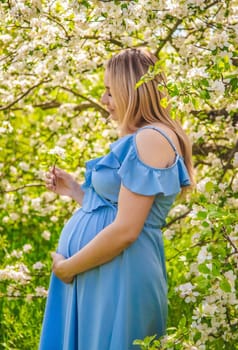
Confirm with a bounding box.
[51,252,74,284]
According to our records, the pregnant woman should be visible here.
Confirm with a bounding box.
[39,48,193,350]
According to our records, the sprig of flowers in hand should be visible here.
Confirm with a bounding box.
[48,146,66,185]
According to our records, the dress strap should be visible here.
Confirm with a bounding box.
[136,125,178,155]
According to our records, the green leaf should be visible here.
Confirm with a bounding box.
[199,89,210,99]
[167,82,180,97]
[220,278,231,293]
[197,211,207,219]
[195,276,210,289]
[178,315,187,328]
[202,221,210,227]
[198,263,211,274]
[230,78,238,92]
[205,181,214,192]
[183,95,190,104]
[160,97,168,108]
[212,263,221,277]
[200,78,209,87]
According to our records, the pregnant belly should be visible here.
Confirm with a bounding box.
[57,206,117,258]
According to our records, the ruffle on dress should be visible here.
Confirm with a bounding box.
[81,133,190,212]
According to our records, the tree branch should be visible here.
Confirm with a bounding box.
[192,143,232,160]
[164,210,191,228]
[0,183,44,194]
[155,18,182,56]
[167,238,221,261]
[0,51,16,63]
[190,108,238,126]
[43,13,71,40]
[154,0,220,57]
[58,86,109,117]
[78,35,124,48]
[204,0,220,11]
[33,100,95,112]
[222,228,238,254]
[218,140,238,182]
[0,80,51,111]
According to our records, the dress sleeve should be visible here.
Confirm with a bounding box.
[110,135,191,196]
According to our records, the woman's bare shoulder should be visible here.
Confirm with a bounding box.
[135,124,180,168]
[149,123,182,155]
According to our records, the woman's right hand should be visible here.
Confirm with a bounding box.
[45,166,78,198]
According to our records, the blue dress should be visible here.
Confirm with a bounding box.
[39,126,190,350]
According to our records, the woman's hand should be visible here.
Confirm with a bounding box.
[51,252,74,284]
[45,166,76,196]
[45,167,83,202]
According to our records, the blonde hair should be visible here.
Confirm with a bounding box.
[106,48,194,188]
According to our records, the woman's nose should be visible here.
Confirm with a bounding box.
[101,92,108,105]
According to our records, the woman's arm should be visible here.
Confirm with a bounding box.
[67,181,85,205]
[52,184,155,282]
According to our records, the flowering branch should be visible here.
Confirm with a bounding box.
[43,13,71,40]
[33,101,95,112]
[58,86,109,117]
[218,140,238,182]
[167,238,222,261]
[0,80,51,111]
[81,35,124,48]
[0,183,44,194]
[222,228,238,255]
[155,18,182,57]
[165,209,191,228]
[191,108,238,125]
[192,143,234,160]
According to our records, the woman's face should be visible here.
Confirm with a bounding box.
[101,69,118,120]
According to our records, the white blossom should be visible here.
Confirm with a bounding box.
[163,228,175,240]
[48,146,66,159]
[207,31,229,50]
[170,204,188,216]
[233,152,238,167]
[197,246,212,264]
[224,270,236,290]
[9,213,20,221]
[50,216,58,222]
[23,244,32,253]
[196,177,212,193]
[232,176,238,192]
[0,121,13,134]
[10,249,23,259]
[19,161,30,171]
[210,80,225,96]
[202,302,217,315]
[0,264,30,283]
[176,282,199,303]
[187,67,208,79]
[33,261,45,270]
[35,286,48,297]
[42,230,51,240]
[31,197,42,211]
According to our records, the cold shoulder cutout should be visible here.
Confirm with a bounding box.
[134,127,178,169]
[109,126,191,196]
